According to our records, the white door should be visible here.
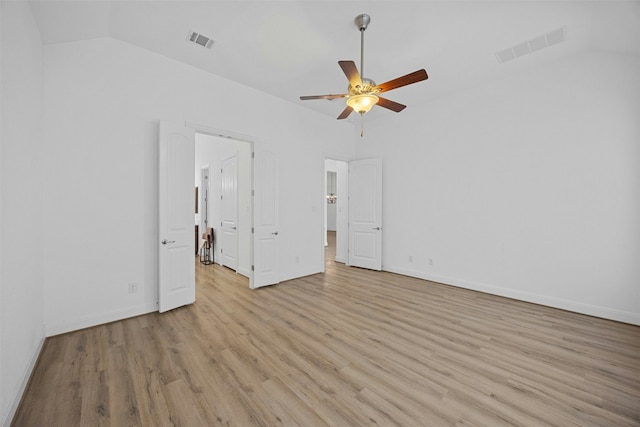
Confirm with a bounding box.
[220,155,238,270]
[348,158,382,270]
[252,151,279,288]
[158,121,196,312]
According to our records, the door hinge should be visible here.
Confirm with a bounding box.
[251,152,255,159]
[251,189,255,196]
[251,227,254,234]
[220,195,223,200]
[251,265,254,271]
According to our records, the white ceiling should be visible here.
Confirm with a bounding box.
[29,0,640,123]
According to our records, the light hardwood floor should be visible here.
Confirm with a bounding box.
[13,232,640,426]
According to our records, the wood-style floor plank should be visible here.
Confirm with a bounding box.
[12,233,640,426]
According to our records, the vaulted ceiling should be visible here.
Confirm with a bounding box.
[29,1,640,123]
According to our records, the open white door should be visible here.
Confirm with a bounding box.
[220,154,238,270]
[348,158,382,270]
[252,151,279,288]
[158,121,195,312]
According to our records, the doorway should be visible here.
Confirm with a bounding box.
[195,132,252,278]
[159,121,279,311]
[322,157,383,271]
[323,158,348,267]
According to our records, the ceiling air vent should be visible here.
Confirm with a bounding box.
[187,30,214,49]
[495,27,566,64]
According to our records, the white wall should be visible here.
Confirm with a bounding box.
[356,51,640,325]
[0,1,3,418]
[42,37,355,335]
[0,2,45,425]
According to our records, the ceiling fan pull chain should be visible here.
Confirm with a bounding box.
[361,115,365,137]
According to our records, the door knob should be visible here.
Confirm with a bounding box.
[161,239,175,245]
[231,226,237,230]
[372,227,381,230]
[272,231,279,235]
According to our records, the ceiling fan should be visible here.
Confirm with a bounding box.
[300,14,428,123]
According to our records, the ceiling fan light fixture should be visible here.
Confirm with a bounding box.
[346,94,379,115]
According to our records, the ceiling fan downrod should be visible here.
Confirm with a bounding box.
[355,14,370,83]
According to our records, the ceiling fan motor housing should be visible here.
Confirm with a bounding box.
[348,78,377,96]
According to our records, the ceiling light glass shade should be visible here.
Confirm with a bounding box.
[346,94,379,114]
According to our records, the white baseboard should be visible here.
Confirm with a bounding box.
[385,265,640,326]
[237,266,251,278]
[2,333,45,427]
[279,267,323,284]
[44,302,158,337]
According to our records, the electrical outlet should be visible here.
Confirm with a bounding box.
[429,258,433,266]
[128,283,138,294]
[408,255,413,263]
[295,256,300,264]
